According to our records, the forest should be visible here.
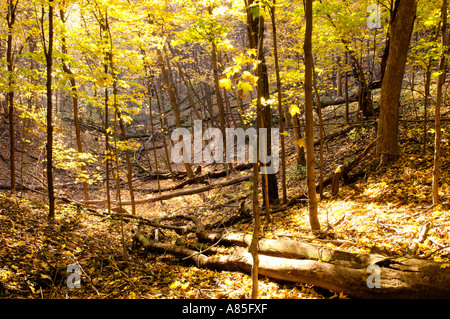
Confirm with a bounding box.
[0,0,450,301]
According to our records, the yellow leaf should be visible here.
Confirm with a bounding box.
[40,274,51,279]
[295,139,305,148]
[17,241,25,247]
[440,263,450,269]
[170,281,180,289]
[237,81,253,95]
[181,282,190,290]
[289,104,300,116]
[219,78,232,90]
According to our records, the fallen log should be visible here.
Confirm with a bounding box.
[315,80,382,109]
[330,137,379,195]
[133,230,450,298]
[137,164,253,194]
[313,125,357,147]
[81,174,253,206]
[199,232,390,268]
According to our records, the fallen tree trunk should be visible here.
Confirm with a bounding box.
[133,230,450,298]
[81,174,252,206]
[315,80,382,109]
[330,137,379,195]
[137,164,254,194]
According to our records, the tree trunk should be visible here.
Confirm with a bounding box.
[270,0,287,204]
[6,0,18,192]
[60,6,89,201]
[209,9,231,175]
[376,0,417,164]
[134,230,450,299]
[432,0,447,205]
[82,174,252,206]
[245,0,279,207]
[292,113,306,166]
[303,0,320,232]
[153,79,175,179]
[312,63,325,198]
[157,49,194,179]
[344,52,349,123]
[43,1,55,220]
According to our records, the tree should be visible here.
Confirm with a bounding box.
[270,0,287,203]
[432,0,448,205]
[5,0,19,192]
[376,0,417,165]
[157,48,194,179]
[303,0,320,232]
[245,0,279,208]
[41,0,55,220]
[60,3,90,201]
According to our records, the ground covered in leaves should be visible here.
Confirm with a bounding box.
[0,190,330,299]
[1,143,449,299]
[1,97,450,299]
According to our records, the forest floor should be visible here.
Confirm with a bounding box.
[1,99,450,299]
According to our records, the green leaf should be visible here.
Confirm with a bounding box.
[249,6,261,20]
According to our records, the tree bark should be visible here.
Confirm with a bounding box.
[270,0,287,203]
[60,5,89,201]
[432,0,448,205]
[82,174,252,206]
[6,0,18,193]
[134,230,450,299]
[157,48,194,179]
[245,0,279,207]
[43,1,55,220]
[303,0,320,232]
[376,0,417,164]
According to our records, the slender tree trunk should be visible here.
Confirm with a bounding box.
[423,26,441,154]
[7,1,16,192]
[104,73,112,215]
[209,15,230,175]
[292,113,306,166]
[270,0,286,204]
[104,17,136,215]
[44,1,55,220]
[157,49,194,179]
[142,56,162,193]
[245,0,278,207]
[432,0,448,205]
[336,56,343,98]
[376,0,417,165]
[423,62,432,154]
[250,125,260,299]
[312,63,325,199]
[304,0,320,232]
[344,52,349,123]
[112,109,128,259]
[60,6,89,200]
[153,79,175,179]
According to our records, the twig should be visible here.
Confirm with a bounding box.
[75,260,100,296]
